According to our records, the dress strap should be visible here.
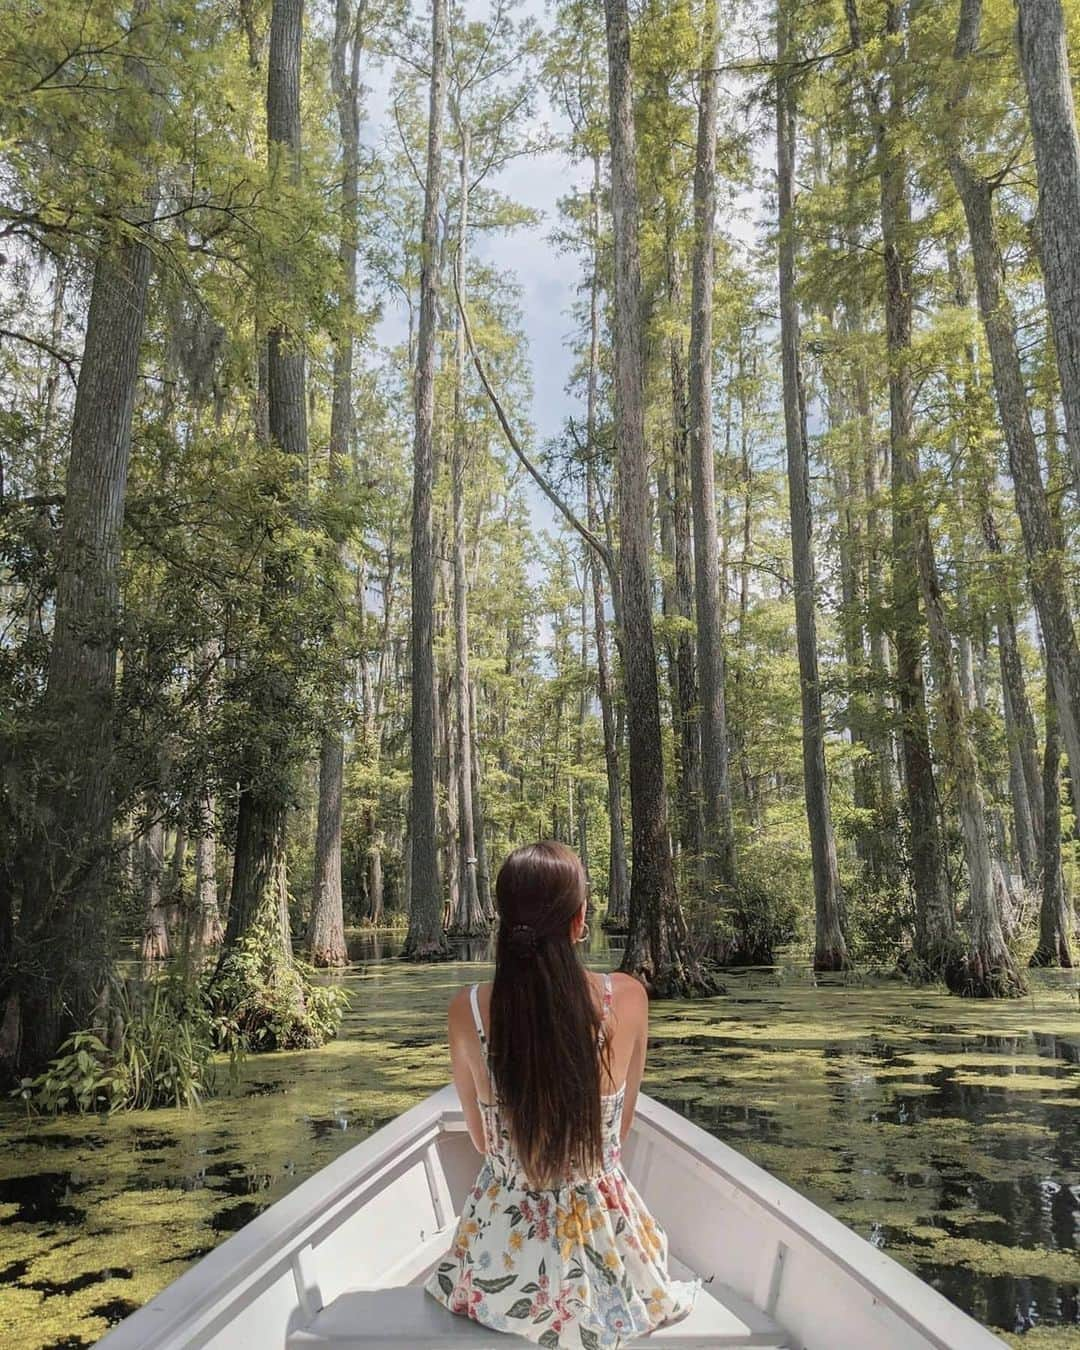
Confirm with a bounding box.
[469,983,488,1060]
[598,973,614,1049]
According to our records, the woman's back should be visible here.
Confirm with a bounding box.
[424,842,697,1348]
[467,973,626,1190]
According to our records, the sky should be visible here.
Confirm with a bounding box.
[363,2,591,544]
[360,0,768,569]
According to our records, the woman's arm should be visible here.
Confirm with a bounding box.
[616,975,649,1142]
[448,991,486,1155]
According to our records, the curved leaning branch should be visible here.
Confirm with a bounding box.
[454,274,617,586]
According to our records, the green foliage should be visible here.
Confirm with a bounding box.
[209,921,349,1052]
[17,923,349,1115]
[17,973,236,1115]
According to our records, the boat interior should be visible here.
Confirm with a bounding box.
[99,1086,1001,1350]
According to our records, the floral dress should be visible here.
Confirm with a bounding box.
[424,976,698,1349]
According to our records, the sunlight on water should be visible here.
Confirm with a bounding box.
[0,935,1077,1348]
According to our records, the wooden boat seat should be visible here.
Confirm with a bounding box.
[286,1275,790,1348]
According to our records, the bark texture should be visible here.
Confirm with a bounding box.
[1017,0,1080,489]
[603,0,707,996]
[586,157,629,929]
[687,0,735,902]
[448,126,485,937]
[663,242,702,870]
[309,0,366,969]
[404,0,448,958]
[776,8,849,971]
[194,790,224,948]
[227,0,307,961]
[947,30,1080,819]
[140,818,169,963]
[1031,680,1074,967]
[848,0,957,974]
[1,6,162,1071]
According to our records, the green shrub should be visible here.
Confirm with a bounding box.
[207,919,348,1051]
[16,923,348,1115]
[17,972,237,1114]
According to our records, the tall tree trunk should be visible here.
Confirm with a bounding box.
[41,258,68,450]
[603,0,705,996]
[687,0,736,903]
[469,679,494,920]
[367,816,384,925]
[2,7,162,1073]
[834,408,875,868]
[226,0,308,966]
[776,6,849,971]
[919,0,1029,994]
[448,125,484,937]
[585,155,629,930]
[140,817,169,963]
[195,789,223,948]
[949,240,1044,885]
[576,588,592,886]
[848,0,957,974]
[163,817,188,934]
[1017,0,1080,489]
[947,39,1080,819]
[1031,680,1074,966]
[844,280,900,882]
[863,430,898,833]
[309,0,365,969]
[918,522,1024,996]
[437,629,459,927]
[404,0,448,958]
[664,240,703,869]
[192,639,224,949]
[309,729,348,964]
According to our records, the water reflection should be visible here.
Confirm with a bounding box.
[0,938,1076,1349]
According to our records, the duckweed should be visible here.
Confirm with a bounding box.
[0,945,1076,1348]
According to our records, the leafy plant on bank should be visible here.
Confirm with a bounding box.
[207,918,349,1051]
[14,911,350,1114]
[16,971,242,1114]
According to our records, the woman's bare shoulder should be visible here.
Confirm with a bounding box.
[447,981,491,1023]
[610,971,648,1015]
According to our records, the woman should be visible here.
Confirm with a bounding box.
[425,841,698,1348]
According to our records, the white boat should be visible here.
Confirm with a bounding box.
[97,1085,1005,1349]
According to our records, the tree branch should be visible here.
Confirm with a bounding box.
[0,327,78,384]
[454,273,616,583]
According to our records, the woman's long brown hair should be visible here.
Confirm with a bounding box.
[488,841,609,1189]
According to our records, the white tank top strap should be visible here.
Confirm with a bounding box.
[469,983,488,1060]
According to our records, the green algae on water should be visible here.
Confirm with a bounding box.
[0,954,1077,1349]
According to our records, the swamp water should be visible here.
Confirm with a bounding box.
[0,939,1078,1349]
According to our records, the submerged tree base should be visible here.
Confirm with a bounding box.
[1029,941,1074,969]
[897,939,967,990]
[210,922,348,1050]
[944,950,1028,1000]
[400,938,453,962]
[813,944,852,974]
[308,944,350,970]
[446,921,490,940]
[620,947,724,999]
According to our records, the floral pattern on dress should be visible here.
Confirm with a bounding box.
[424,980,698,1349]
